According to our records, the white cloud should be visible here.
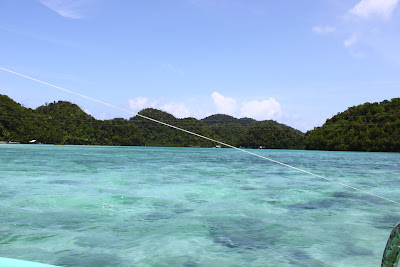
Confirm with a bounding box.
[312,26,336,34]
[240,98,281,120]
[129,97,149,111]
[211,92,237,115]
[128,97,190,118]
[343,34,367,58]
[161,103,191,118]
[128,93,285,123]
[349,0,399,19]
[313,0,400,60]
[344,34,358,47]
[39,0,93,19]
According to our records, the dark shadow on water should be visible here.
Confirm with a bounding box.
[173,203,194,214]
[27,211,101,232]
[332,191,376,203]
[144,211,174,222]
[239,185,259,191]
[184,193,207,203]
[287,199,335,210]
[55,252,124,267]
[74,234,122,249]
[345,244,373,256]
[287,191,378,212]
[207,217,282,250]
[207,216,331,266]
[48,179,80,185]
[372,213,400,230]
[288,249,328,267]
[183,259,199,267]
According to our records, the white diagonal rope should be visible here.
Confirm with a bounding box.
[1,66,400,206]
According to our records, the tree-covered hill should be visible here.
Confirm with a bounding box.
[239,121,305,150]
[305,98,400,152]
[3,94,400,152]
[201,114,256,127]
[0,95,40,143]
[0,94,305,149]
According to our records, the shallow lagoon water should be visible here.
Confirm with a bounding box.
[0,144,399,266]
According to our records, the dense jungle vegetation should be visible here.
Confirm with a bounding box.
[2,94,399,152]
[304,98,400,152]
[0,94,304,149]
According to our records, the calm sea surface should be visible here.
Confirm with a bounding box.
[1,144,399,266]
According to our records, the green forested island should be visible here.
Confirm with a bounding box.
[305,98,400,152]
[1,94,399,152]
[0,94,304,149]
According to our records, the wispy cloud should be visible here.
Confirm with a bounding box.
[343,34,367,58]
[38,0,94,19]
[312,26,336,34]
[0,25,79,47]
[313,0,400,59]
[344,34,358,47]
[349,0,399,20]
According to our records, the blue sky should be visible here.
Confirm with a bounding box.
[1,0,399,131]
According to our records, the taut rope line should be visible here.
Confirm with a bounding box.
[1,66,400,207]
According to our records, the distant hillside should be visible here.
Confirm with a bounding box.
[4,94,399,152]
[0,94,304,149]
[305,98,400,152]
[0,94,36,143]
[201,114,256,127]
[239,121,305,149]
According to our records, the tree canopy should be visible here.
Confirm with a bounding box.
[305,98,400,152]
[3,94,400,152]
[0,94,304,149]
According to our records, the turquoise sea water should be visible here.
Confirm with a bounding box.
[0,144,399,267]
